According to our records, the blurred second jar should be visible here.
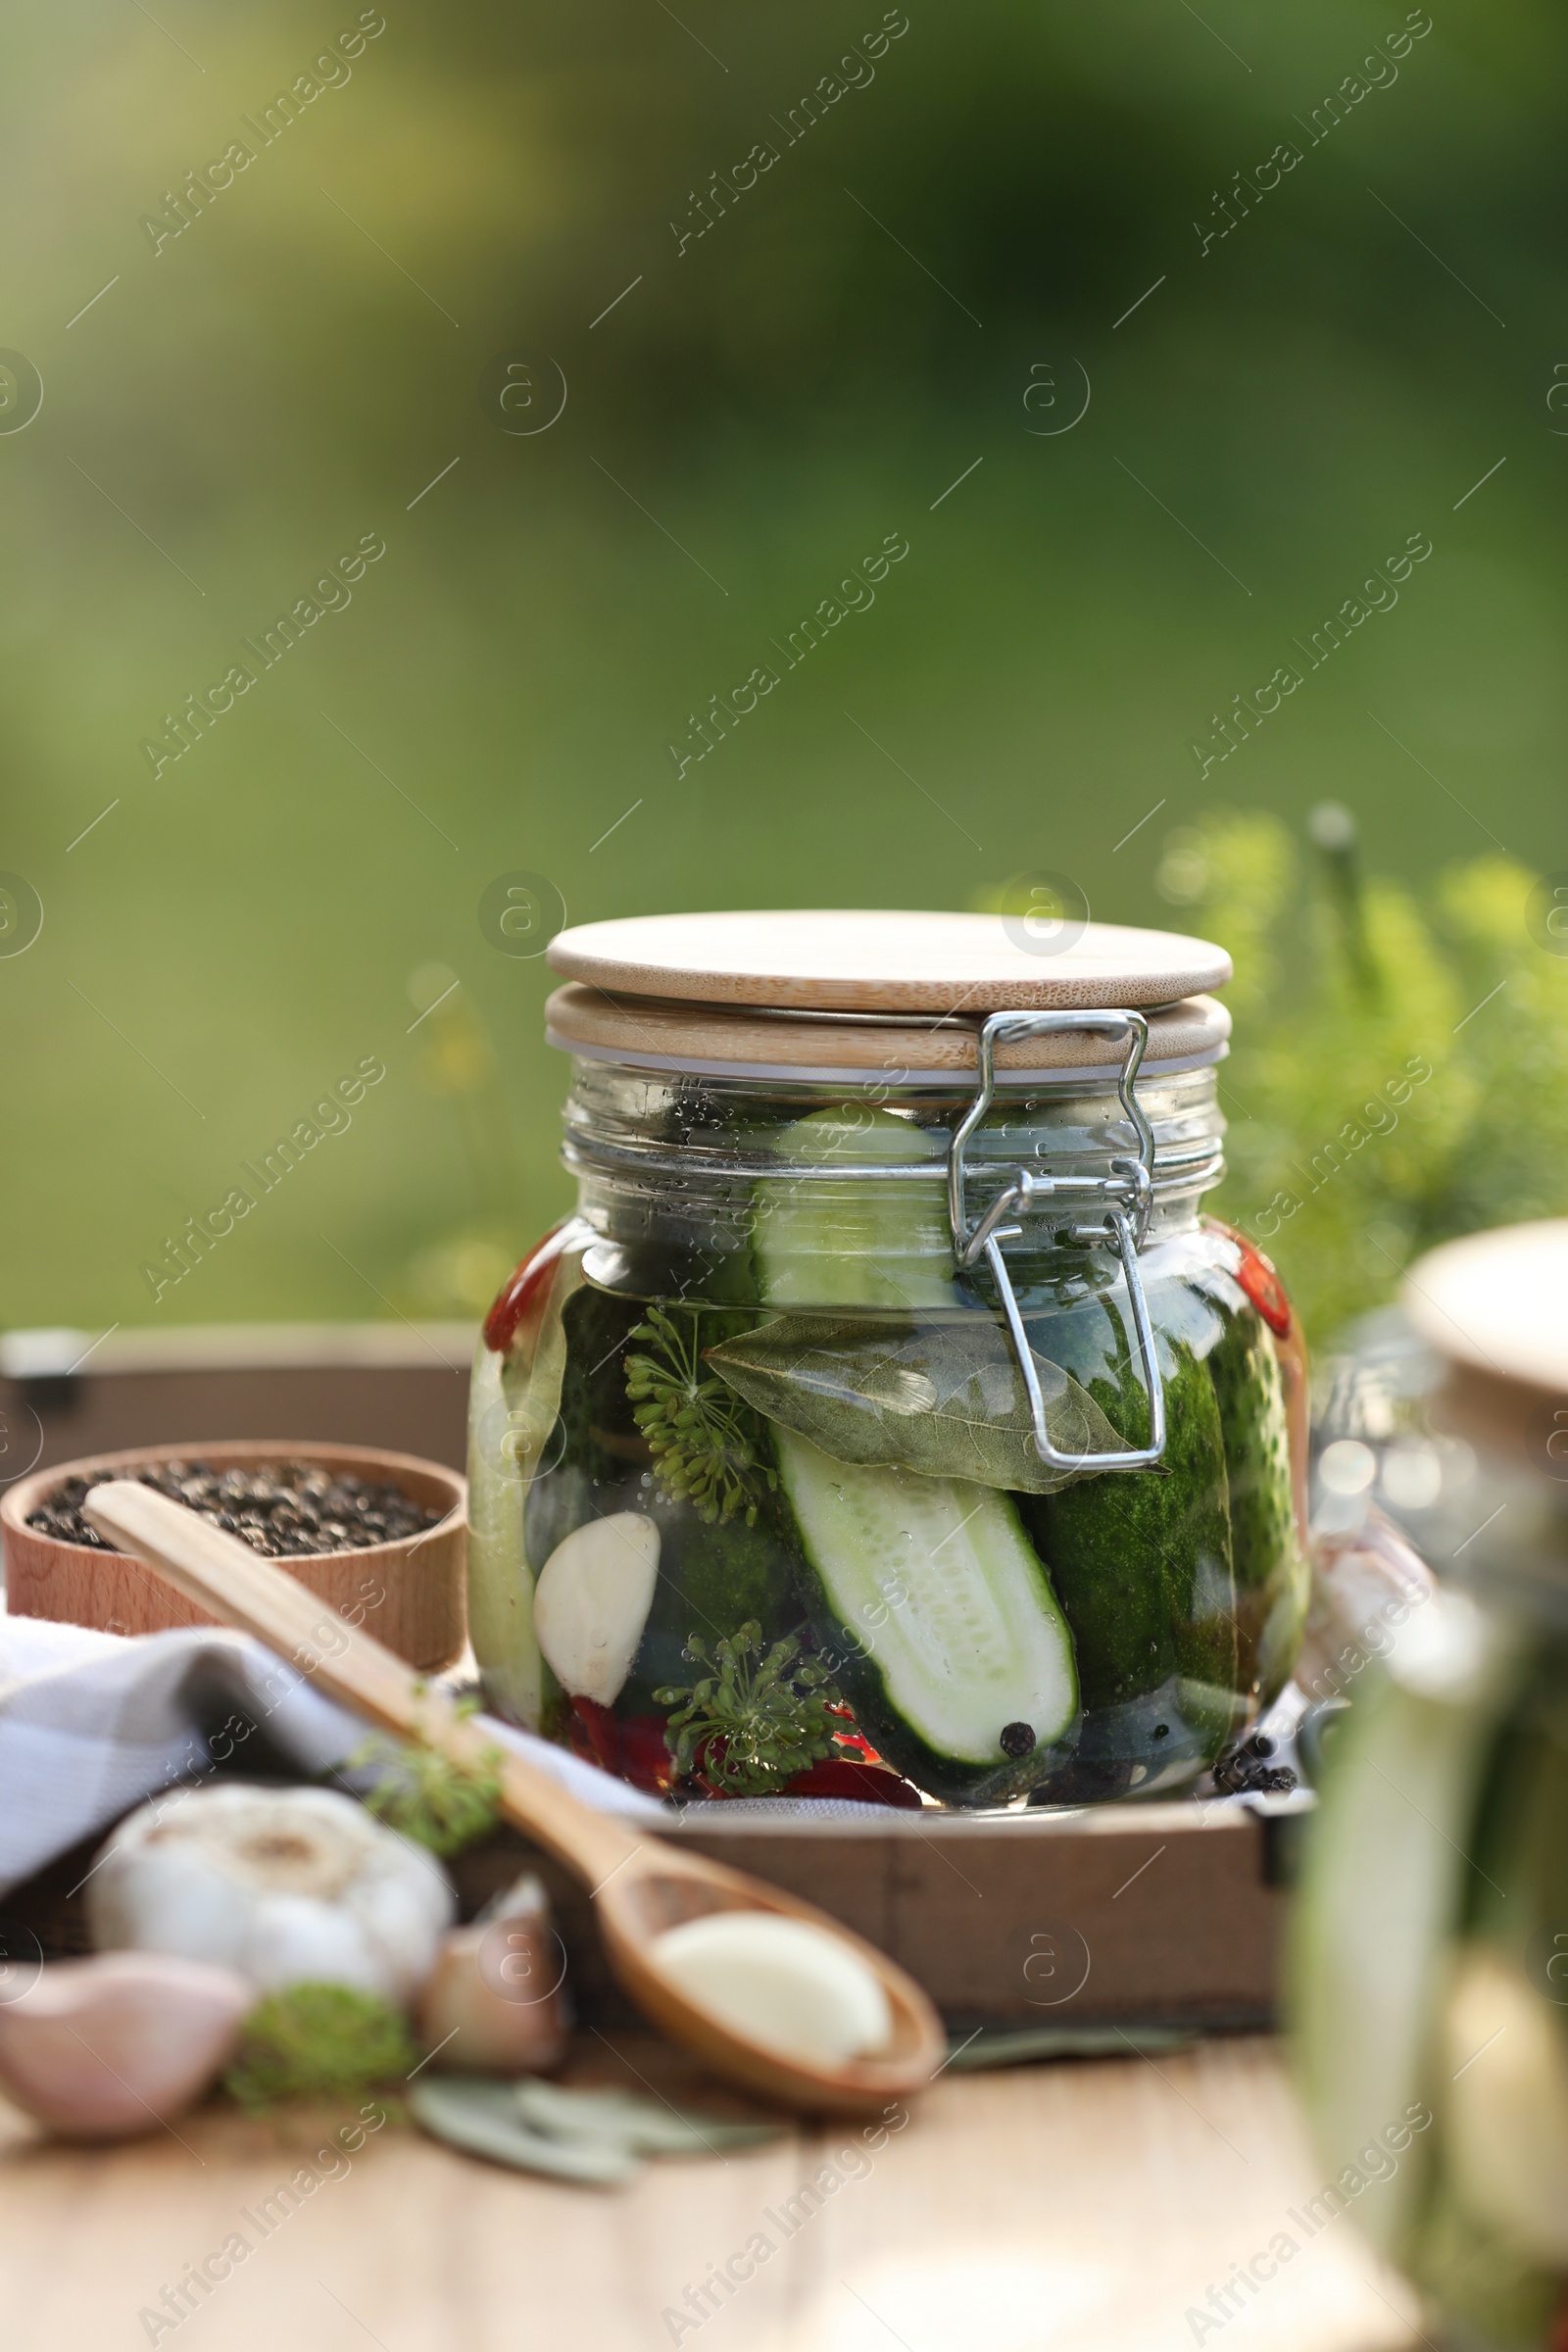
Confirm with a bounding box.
[1295,1220,1568,2351]
[468,909,1309,1809]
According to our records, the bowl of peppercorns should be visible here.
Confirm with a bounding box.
[1,1442,466,1671]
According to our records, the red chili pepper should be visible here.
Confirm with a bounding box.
[824,1706,890,1768]
[1205,1215,1293,1340]
[780,1757,923,1810]
[482,1222,573,1355]
[564,1696,675,1793]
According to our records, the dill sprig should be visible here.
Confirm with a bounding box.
[625,1304,777,1527]
[656,1621,842,1796]
[222,1984,416,2113]
[347,1694,503,1857]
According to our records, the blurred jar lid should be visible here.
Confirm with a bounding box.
[546,908,1231,1013]
[1404,1221,1568,1471]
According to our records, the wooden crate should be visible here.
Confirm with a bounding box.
[452,1795,1308,2034]
[8,1795,1307,2034]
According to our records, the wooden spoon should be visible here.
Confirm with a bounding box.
[83,1480,944,2118]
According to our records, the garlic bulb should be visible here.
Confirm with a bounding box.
[416,1873,571,2076]
[0,1952,250,2138]
[87,1784,454,2003]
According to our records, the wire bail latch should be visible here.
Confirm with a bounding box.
[947,1008,1167,1472]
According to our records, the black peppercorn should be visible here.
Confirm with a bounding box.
[28,1459,441,1561]
[1000,1721,1037,1758]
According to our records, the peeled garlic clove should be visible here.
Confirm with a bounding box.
[416,1875,570,2076]
[1442,1948,1568,2264]
[650,1912,892,2067]
[87,1783,454,2002]
[0,1952,250,2139]
[532,1513,660,1705]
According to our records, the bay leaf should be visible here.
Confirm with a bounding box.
[410,2079,638,2184]
[513,2077,784,2154]
[706,1314,1130,1494]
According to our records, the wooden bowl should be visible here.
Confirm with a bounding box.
[1,1441,466,1672]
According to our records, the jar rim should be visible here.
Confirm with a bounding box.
[559,1051,1226,1209]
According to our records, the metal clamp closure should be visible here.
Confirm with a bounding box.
[947,1009,1167,1472]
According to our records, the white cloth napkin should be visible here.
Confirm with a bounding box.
[0,1614,663,1897]
[0,1616,1302,1893]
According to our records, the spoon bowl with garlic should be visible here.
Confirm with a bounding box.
[83,1480,945,2117]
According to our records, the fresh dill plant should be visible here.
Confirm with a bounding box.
[624,1304,777,1527]
[656,1622,843,1795]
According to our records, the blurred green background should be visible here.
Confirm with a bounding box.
[1,0,1563,1346]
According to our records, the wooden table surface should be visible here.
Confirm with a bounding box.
[0,2034,1422,2352]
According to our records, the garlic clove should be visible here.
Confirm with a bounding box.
[649,1912,893,2068]
[416,1877,570,2076]
[532,1513,660,1705]
[0,1952,250,2139]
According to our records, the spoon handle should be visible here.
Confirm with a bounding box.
[83,1480,647,1889]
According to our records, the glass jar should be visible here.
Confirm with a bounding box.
[468,911,1309,1810]
[1294,1220,1568,2350]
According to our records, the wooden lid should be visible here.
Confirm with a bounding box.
[1405,1222,1568,1399]
[546,909,1231,1014]
[547,984,1230,1084]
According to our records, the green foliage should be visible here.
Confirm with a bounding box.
[655,1620,843,1795]
[222,1984,416,2114]
[1155,813,1568,1342]
[4,5,1560,1337]
[625,1305,778,1526]
[347,1697,504,1857]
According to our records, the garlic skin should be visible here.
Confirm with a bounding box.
[0,1952,250,2139]
[87,1784,455,2004]
[416,1875,571,2077]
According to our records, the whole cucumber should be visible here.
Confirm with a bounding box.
[1204,1296,1307,1703]
[1019,1298,1243,1758]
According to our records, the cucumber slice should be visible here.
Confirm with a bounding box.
[1291,1595,1513,2261]
[467,1249,582,1731]
[754,1104,956,1309]
[774,1427,1077,1792]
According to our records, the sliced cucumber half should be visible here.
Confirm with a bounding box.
[775,1428,1077,1776]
